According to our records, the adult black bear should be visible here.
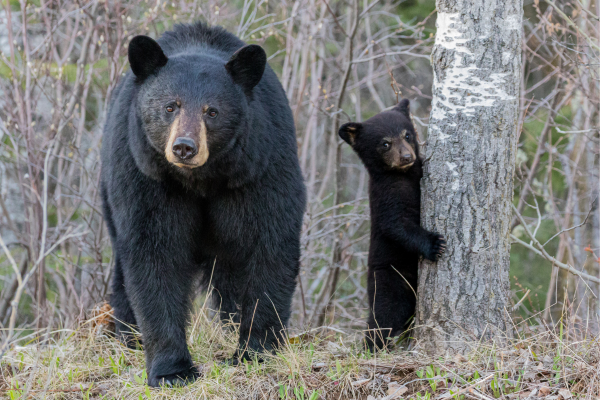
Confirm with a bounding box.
[101,23,306,386]
[338,100,445,351]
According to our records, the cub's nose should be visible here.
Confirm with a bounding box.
[402,154,413,163]
[172,137,198,160]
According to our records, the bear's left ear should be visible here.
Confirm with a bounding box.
[338,122,362,146]
[392,99,411,118]
[225,45,267,95]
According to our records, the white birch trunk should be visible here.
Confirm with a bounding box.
[416,0,523,354]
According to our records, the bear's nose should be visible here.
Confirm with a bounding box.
[402,154,413,162]
[172,137,198,160]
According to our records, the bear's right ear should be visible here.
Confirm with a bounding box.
[338,122,362,146]
[225,45,267,95]
[128,36,168,81]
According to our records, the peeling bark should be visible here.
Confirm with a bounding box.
[416,0,522,354]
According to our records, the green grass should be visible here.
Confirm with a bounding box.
[1,304,598,399]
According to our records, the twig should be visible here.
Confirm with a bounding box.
[512,289,531,311]
[321,0,348,37]
[542,197,597,246]
[510,234,600,285]
[441,374,495,399]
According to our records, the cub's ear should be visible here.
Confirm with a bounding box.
[225,45,267,95]
[128,36,168,81]
[393,98,411,118]
[338,122,362,146]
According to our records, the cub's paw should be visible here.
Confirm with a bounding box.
[364,329,392,354]
[149,366,199,387]
[425,234,446,261]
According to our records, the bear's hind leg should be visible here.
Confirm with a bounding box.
[110,254,139,348]
[103,186,139,348]
[366,266,416,352]
[206,262,241,325]
[234,256,298,363]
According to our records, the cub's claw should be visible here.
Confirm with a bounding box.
[426,234,446,261]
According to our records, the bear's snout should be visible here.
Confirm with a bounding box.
[172,137,198,160]
[398,152,415,169]
[164,111,210,168]
[400,153,414,165]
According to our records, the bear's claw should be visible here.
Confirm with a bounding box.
[427,234,446,261]
[151,366,199,387]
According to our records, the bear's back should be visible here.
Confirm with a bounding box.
[158,22,243,56]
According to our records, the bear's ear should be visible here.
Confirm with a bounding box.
[225,45,267,95]
[128,36,168,81]
[338,122,362,146]
[392,99,411,118]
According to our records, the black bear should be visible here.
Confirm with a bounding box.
[100,22,306,387]
[338,100,445,351]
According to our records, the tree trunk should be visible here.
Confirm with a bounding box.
[415,0,522,354]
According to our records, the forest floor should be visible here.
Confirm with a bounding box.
[0,304,599,400]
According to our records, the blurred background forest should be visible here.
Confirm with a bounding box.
[0,0,598,345]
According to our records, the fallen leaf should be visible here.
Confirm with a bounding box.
[538,383,551,396]
[326,341,349,355]
[573,361,587,370]
[312,362,326,370]
[558,388,572,399]
[454,354,467,363]
[523,371,538,381]
[288,336,301,344]
[387,382,408,398]
[351,378,371,387]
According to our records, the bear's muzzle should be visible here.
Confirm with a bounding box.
[165,111,209,168]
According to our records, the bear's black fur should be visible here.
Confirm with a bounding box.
[101,22,306,387]
[339,100,445,351]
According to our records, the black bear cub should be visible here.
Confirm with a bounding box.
[101,23,305,387]
[339,100,446,351]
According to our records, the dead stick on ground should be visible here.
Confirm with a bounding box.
[441,374,494,399]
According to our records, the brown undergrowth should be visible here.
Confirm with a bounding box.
[0,304,598,400]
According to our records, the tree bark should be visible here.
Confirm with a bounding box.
[415,0,523,354]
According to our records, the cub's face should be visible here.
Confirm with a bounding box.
[128,36,266,169]
[338,99,419,172]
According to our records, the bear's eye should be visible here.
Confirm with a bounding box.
[405,133,410,140]
[207,108,218,118]
[166,105,174,113]
[382,142,391,149]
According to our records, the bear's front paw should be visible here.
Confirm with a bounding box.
[149,365,199,387]
[225,349,264,366]
[425,233,446,261]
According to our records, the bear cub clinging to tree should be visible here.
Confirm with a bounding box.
[339,99,446,351]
